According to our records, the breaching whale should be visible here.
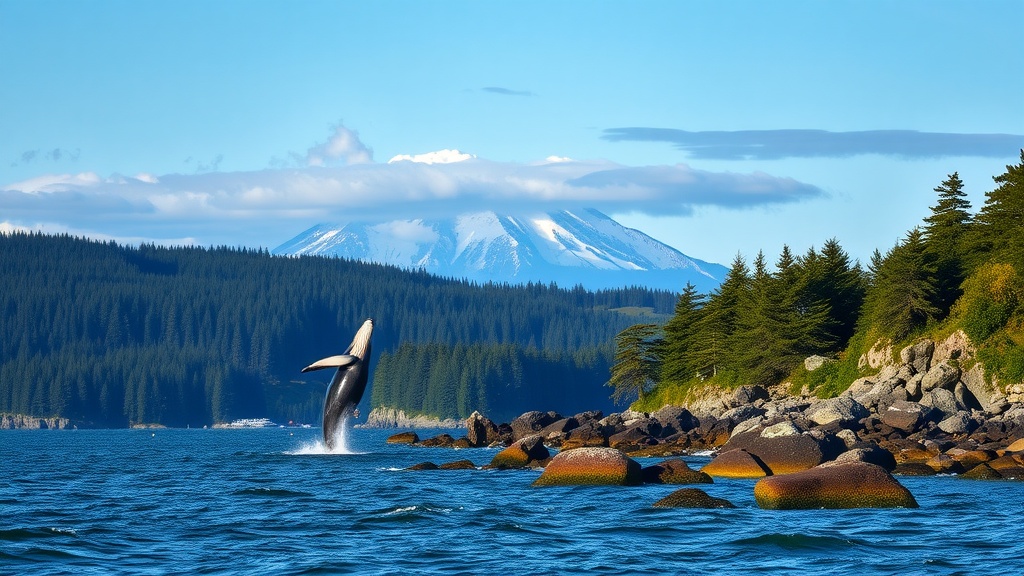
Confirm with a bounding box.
[301,318,374,449]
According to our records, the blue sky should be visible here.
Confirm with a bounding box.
[2,0,1022,267]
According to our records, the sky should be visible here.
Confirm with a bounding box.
[2,0,1023,268]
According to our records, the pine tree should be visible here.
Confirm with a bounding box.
[865,228,941,341]
[972,150,1024,269]
[607,323,662,405]
[660,283,703,384]
[923,172,973,313]
[691,253,749,378]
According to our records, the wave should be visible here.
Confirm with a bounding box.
[232,488,315,498]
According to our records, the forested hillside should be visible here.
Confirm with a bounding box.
[0,234,675,427]
[622,151,1024,409]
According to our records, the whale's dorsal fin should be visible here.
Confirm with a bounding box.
[301,354,359,373]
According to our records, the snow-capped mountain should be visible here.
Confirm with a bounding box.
[272,209,727,293]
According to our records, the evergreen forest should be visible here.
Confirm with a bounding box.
[617,151,1024,410]
[0,235,674,427]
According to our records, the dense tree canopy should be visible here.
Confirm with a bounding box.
[0,233,671,426]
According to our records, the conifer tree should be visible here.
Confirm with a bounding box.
[691,254,749,378]
[660,283,703,384]
[972,150,1024,269]
[923,172,973,313]
[865,228,941,340]
[607,323,662,405]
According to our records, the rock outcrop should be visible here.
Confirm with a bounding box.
[754,462,919,509]
[532,447,642,486]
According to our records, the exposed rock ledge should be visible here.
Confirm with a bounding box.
[357,406,464,429]
[0,413,72,430]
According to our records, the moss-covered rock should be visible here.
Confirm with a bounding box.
[532,447,642,486]
[754,462,918,509]
[439,459,477,470]
[961,462,1004,480]
[701,449,771,479]
[652,488,735,508]
[489,435,549,469]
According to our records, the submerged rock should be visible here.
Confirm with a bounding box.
[532,447,642,486]
[754,462,918,509]
[641,459,713,485]
[652,488,736,509]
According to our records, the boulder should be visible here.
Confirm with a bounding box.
[833,445,898,471]
[1005,437,1024,452]
[961,363,1009,414]
[465,411,499,447]
[806,396,869,427]
[804,355,832,372]
[560,423,609,450]
[641,459,713,484]
[701,448,771,479]
[510,411,561,441]
[418,434,456,448]
[892,463,938,476]
[439,459,477,470]
[538,417,580,438]
[920,388,966,419]
[900,339,935,374]
[652,488,736,509]
[754,461,919,509]
[880,401,930,433]
[608,424,660,451]
[652,405,700,436]
[950,449,997,468]
[905,373,925,399]
[920,361,961,393]
[961,463,1004,480]
[386,431,420,444]
[727,385,769,408]
[938,411,975,435]
[724,430,842,475]
[489,435,550,468]
[761,420,803,438]
[925,453,965,474]
[721,404,767,424]
[532,447,642,486]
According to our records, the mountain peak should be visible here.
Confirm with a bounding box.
[273,209,726,292]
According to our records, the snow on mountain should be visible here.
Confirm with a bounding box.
[272,208,727,293]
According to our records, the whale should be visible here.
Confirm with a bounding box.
[301,318,374,449]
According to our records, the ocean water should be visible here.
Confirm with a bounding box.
[2,428,1022,576]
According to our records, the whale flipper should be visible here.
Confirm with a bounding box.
[301,354,359,373]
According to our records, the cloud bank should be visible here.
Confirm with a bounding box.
[602,128,1024,160]
[1,154,823,246]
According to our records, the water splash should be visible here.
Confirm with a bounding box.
[287,416,363,455]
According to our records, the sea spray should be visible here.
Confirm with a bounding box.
[289,416,362,455]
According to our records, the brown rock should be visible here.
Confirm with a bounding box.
[961,463,1003,480]
[489,435,550,468]
[386,431,419,444]
[950,449,997,468]
[723,431,840,475]
[652,488,735,508]
[892,463,937,476]
[418,434,456,448]
[406,462,439,471]
[754,462,918,509]
[642,459,713,484]
[560,424,609,450]
[439,459,477,470]
[701,449,771,479]
[925,453,964,474]
[532,447,642,486]
[1005,437,1024,452]
[466,411,499,447]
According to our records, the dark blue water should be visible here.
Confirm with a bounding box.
[2,429,1022,575]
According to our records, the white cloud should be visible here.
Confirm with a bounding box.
[544,155,573,163]
[305,123,373,166]
[387,149,476,165]
[0,155,823,247]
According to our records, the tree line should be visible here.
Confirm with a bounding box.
[614,151,1024,407]
[0,234,674,426]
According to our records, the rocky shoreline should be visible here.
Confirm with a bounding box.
[400,332,1024,483]
[0,413,73,430]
